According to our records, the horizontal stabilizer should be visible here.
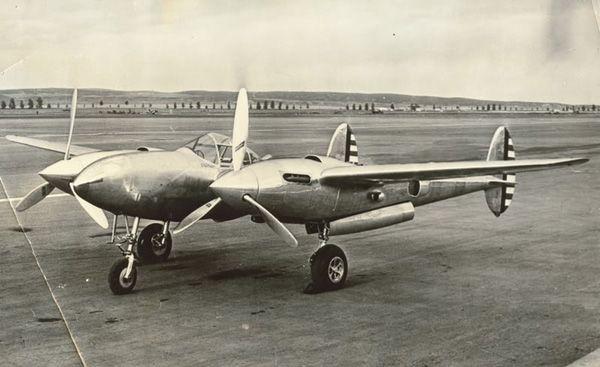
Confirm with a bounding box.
[6,135,99,156]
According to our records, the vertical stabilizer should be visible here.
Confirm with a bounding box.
[485,126,516,216]
[327,123,359,164]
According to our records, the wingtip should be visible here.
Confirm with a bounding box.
[570,157,589,165]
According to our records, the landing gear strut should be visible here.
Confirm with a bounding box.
[109,217,140,295]
[304,223,348,294]
[108,219,173,294]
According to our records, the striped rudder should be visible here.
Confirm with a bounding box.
[485,126,517,216]
[327,123,359,165]
[347,130,358,164]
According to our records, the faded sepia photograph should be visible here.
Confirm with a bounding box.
[1,1,598,366]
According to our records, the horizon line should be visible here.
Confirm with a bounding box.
[0,86,591,106]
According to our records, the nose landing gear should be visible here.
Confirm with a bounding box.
[109,217,140,295]
[108,258,138,295]
[304,224,348,294]
[108,219,173,295]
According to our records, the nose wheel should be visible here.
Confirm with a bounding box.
[304,224,348,294]
[108,258,137,295]
[107,216,138,295]
[108,219,174,295]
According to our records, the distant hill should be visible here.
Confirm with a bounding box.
[0,88,578,109]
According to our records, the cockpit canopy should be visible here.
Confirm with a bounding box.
[181,132,260,168]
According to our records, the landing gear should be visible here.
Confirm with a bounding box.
[304,224,348,294]
[309,244,348,291]
[107,218,173,294]
[108,217,140,295]
[137,222,172,263]
[108,258,137,295]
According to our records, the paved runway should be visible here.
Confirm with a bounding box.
[1,114,598,366]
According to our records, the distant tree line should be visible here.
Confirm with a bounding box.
[1,96,597,115]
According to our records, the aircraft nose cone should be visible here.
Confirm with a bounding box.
[209,168,258,209]
[72,158,127,208]
[39,159,81,192]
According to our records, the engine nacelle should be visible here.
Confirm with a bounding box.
[327,202,415,236]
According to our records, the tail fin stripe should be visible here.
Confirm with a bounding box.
[344,128,351,162]
[327,123,359,165]
[487,126,517,216]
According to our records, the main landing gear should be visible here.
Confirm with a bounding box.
[108,217,173,295]
[137,222,172,263]
[304,224,348,294]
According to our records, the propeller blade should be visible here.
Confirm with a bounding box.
[231,88,249,171]
[64,88,78,160]
[173,197,222,235]
[69,183,109,229]
[15,182,55,212]
[243,194,298,247]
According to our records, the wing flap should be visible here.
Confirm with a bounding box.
[5,135,99,156]
[320,158,588,186]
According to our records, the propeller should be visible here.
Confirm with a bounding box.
[15,89,78,211]
[64,88,78,160]
[15,182,55,212]
[173,197,222,234]
[174,89,289,243]
[173,88,249,232]
[231,88,249,171]
[242,194,298,247]
[69,183,109,229]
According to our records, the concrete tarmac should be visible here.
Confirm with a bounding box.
[0,114,598,366]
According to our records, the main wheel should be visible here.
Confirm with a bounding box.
[137,223,172,263]
[309,244,348,292]
[108,258,137,295]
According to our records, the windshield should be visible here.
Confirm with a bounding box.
[183,132,260,167]
[184,134,219,164]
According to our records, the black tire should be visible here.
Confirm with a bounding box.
[310,244,348,292]
[108,258,137,295]
[137,223,172,263]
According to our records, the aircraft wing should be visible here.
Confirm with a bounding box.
[5,135,100,156]
[319,158,588,185]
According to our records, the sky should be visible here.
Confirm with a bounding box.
[1,0,599,103]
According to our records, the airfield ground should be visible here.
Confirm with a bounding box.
[0,114,598,366]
